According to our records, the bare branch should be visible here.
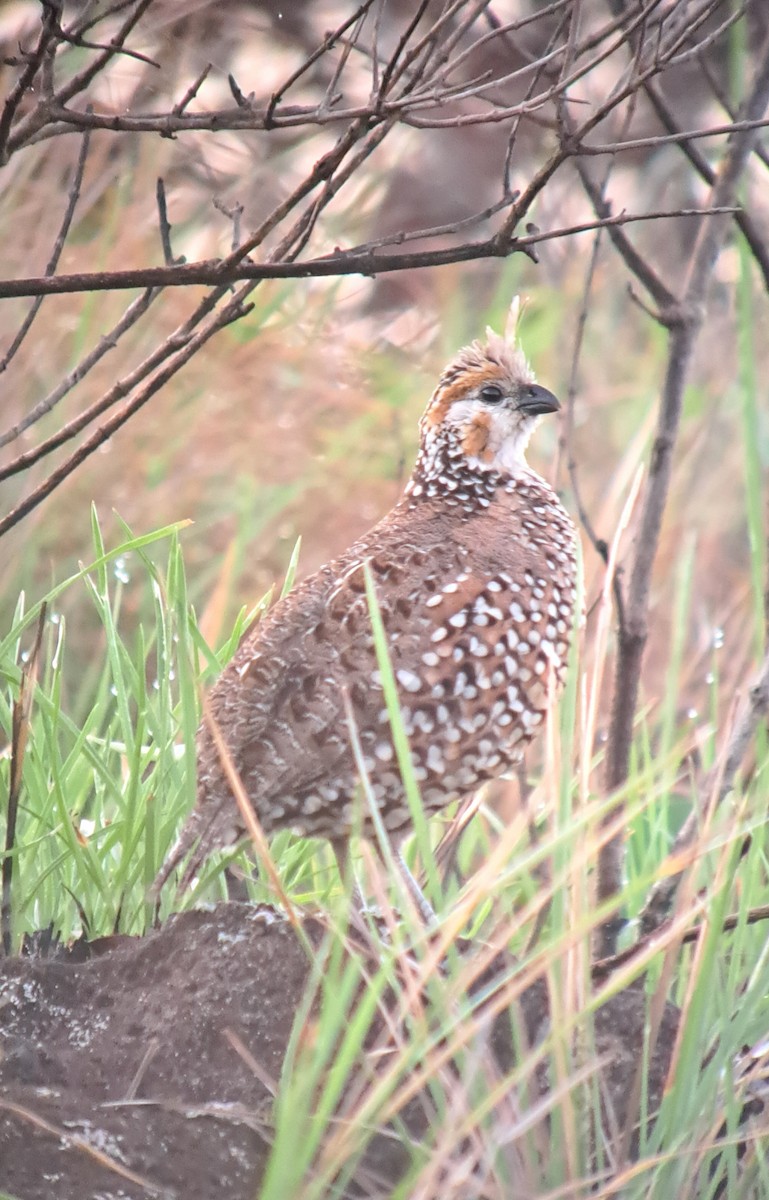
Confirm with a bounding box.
[0,289,160,451]
[0,293,253,539]
[641,78,769,292]
[155,178,184,268]
[567,117,676,312]
[0,3,56,162]
[8,0,156,153]
[212,198,244,254]
[264,0,378,126]
[2,604,46,956]
[172,63,212,117]
[566,115,769,155]
[597,23,769,956]
[0,121,91,373]
[0,207,735,301]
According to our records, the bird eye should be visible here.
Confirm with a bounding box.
[480,384,504,405]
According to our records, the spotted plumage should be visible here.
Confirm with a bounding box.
[154,318,578,893]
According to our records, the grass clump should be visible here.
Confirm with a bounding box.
[2,508,769,1197]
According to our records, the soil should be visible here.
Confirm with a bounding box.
[0,903,680,1200]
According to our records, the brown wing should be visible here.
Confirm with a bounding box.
[154,482,576,887]
[195,541,442,813]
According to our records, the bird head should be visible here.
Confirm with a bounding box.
[419,306,559,479]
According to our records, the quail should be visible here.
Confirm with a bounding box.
[154,310,578,895]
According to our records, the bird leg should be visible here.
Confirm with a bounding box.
[333,839,436,925]
[396,848,436,925]
[331,838,369,913]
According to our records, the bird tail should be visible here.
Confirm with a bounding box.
[149,797,243,899]
[149,811,205,899]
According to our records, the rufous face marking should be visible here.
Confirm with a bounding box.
[423,364,513,429]
[460,411,493,461]
[417,332,558,480]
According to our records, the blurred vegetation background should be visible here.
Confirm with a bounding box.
[2,6,769,1194]
[0,0,765,734]
[0,0,768,951]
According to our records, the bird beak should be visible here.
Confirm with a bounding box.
[517,385,560,416]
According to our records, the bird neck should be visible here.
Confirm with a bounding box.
[404,425,524,510]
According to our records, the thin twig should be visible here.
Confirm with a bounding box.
[0,288,159,450]
[7,0,156,153]
[212,198,244,253]
[570,144,675,313]
[0,123,91,373]
[14,40,769,149]
[0,3,56,161]
[155,177,183,267]
[643,77,769,292]
[0,1097,161,1191]
[172,62,211,116]
[0,295,253,538]
[558,49,645,635]
[0,313,196,483]
[264,0,378,126]
[2,604,47,956]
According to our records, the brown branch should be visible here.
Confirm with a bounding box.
[0,294,253,539]
[0,3,56,162]
[493,0,711,249]
[155,177,183,267]
[0,3,664,150]
[566,115,769,154]
[264,0,378,126]
[593,901,769,982]
[2,605,47,955]
[597,24,769,957]
[53,6,159,68]
[405,0,717,128]
[377,0,433,101]
[0,122,91,373]
[0,208,736,302]
[7,0,156,153]
[1,82,408,528]
[570,147,675,312]
[265,117,396,268]
[1,55,411,531]
[502,7,571,195]
[171,62,211,116]
[2,27,759,194]
[557,69,646,631]
[52,0,156,106]
[643,78,769,293]
[0,288,160,450]
[697,44,769,175]
[1,0,760,164]
[219,115,383,270]
[0,310,198,484]
[212,198,244,254]
[67,0,141,41]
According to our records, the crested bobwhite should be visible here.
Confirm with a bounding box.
[154,310,578,893]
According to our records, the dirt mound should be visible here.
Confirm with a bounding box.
[0,905,313,1199]
[0,903,679,1199]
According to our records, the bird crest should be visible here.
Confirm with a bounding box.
[424,296,535,430]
